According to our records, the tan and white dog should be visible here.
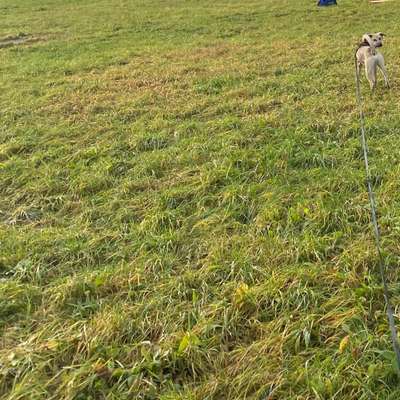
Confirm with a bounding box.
[355,32,389,90]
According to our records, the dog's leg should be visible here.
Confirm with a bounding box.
[356,62,361,79]
[365,60,377,91]
[377,57,390,88]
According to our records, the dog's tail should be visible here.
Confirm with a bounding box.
[354,47,361,93]
[354,48,359,76]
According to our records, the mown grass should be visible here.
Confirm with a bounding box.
[2,0,400,398]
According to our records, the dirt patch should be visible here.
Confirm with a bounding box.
[0,34,39,49]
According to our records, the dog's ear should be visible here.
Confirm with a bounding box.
[378,32,385,37]
[362,34,374,46]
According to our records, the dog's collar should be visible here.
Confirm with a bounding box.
[358,40,371,48]
[357,40,378,56]
[358,39,382,49]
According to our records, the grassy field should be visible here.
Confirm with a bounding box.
[2,0,400,398]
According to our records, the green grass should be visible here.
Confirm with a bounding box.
[2,0,400,398]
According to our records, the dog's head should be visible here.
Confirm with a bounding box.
[362,32,385,48]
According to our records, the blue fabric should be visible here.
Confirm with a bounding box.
[318,0,337,5]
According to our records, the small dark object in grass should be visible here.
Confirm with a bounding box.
[318,0,337,6]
